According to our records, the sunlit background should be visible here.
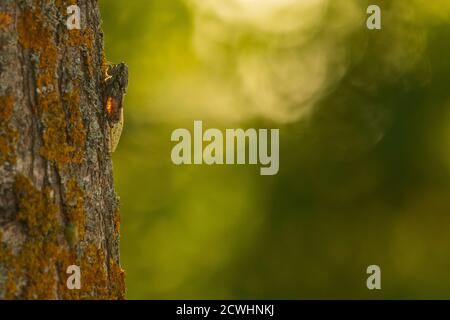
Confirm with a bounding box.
[99,0,450,299]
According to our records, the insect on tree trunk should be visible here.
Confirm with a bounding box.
[0,0,125,299]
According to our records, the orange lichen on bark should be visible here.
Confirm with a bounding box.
[6,175,63,299]
[113,208,121,241]
[109,258,126,300]
[0,232,17,299]
[0,95,14,120]
[65,28,94,47]
[59,244,125,299]
[0,175,125,299]
[19,242,60,299]
[18,9,86,168]
[79,244,109,298]
[79,245,125,299]
[0,96,17,165]
[11,175,69,299]
[64,28,95,77]
[4,272,17,300]
[14,174,59,239]
[17,9,53,53]
[38,89,86,167]
[65,177,85,241]
[0,12,12,28]
[0,175,61,299]
[39,92,77,166]
[65,88,86,161]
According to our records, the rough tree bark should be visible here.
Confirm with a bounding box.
[0,0,125,299]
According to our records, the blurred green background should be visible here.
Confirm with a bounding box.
[99,0,450,299]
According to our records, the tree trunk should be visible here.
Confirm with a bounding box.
[0,0,125,299]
